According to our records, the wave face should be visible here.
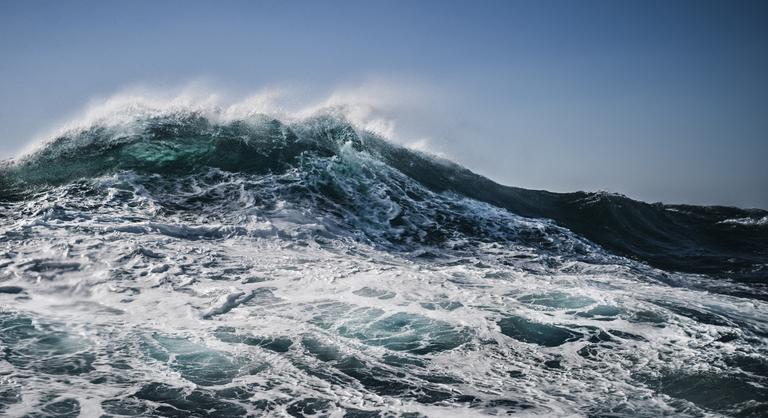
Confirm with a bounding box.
[1,110,767,417]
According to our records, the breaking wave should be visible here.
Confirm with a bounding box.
[1,99,767,417]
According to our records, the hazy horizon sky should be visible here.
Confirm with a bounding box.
[1,0,767,208]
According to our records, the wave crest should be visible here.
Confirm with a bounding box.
[1,99,767,287]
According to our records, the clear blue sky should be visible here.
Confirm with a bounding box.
[1,0,767,208]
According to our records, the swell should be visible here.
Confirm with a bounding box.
[2,111,766,284]
[377,143,768,284]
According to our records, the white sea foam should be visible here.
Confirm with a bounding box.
[720,216,768,226]
[1,164,766,416]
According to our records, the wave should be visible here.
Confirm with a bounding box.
[2,101,768,416]
[3,108,765,285]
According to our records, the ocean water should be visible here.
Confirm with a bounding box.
[1,108,767,417]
